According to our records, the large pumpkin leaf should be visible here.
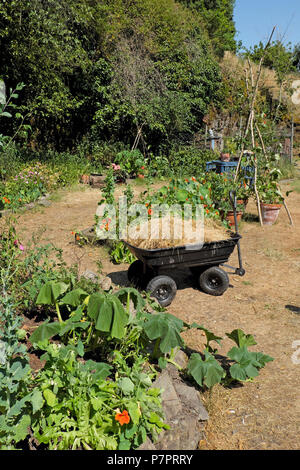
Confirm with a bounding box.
[110,297,129,339]
[115,287,145,314]
[228,346,273,382]
[87,293,128,339]
[59,288,89,307]
[226,329,257,348]
[36,281,69,305]
[29,319,62,344]
[143,313,184,353]
[187,351,225,388]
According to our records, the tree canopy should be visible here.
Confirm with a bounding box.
[0,0,236,152]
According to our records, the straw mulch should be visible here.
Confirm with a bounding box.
[125,216,230,249]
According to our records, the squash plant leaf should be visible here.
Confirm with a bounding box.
[59,288,89,307]
[187,351,225,389]
[36,281,69,305]
[29,320,62,344]
[117,377,135,395]
[226,329,257,348]
[87,293,128,339]
[143,313,184,353]
[115,287,145,313]
[228,346,273,382]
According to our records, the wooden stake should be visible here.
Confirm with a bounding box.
[283,199,294,226]
[253,158,263,226]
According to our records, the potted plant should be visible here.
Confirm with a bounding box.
[111,162,126,183]
[137,165,146,179]
[220,151,230,162]
[212,173,251,218]
[217,199,244,227]
[257,168,285,225]
[258,180,283,225]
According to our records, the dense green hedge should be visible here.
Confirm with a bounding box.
[0,0,234,153]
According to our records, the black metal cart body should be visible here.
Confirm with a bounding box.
[123,191,245,306]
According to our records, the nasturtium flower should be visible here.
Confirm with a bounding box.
[115,410,130,426]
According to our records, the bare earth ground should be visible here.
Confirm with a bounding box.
[14,177,300,451]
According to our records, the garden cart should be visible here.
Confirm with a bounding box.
[123,191,245,306]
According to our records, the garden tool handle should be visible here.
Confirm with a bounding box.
[229,190,238,233]
[229,190,237,211]
[229,190,245,276]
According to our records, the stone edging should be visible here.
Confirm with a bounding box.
[139,350,208,450]
[0,193,52,216]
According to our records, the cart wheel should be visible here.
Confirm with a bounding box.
[198,266,229,296]
[146,275,177,307]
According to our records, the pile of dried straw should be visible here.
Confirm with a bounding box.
[125,216,229,249]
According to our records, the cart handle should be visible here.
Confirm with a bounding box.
[229,190,238,234]
[229,190,245,276]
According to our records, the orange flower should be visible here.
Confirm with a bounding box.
[206,209,209,214]
[115,410,130,426]
[71,231,74,235]
[200,196,204,201]
[3,197,11,204]
[148,208,153,215]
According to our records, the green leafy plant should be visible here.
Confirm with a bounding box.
[31,342,168,450]
[110,241,136,264]
[0,226,44,449]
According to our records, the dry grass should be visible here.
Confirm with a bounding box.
[199,385,247,450]
[125,216,229,249]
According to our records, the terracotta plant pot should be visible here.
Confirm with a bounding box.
[80,174,90,184]
[237,199,248,211]
[225,211,243,227]
[260,203,282,225]
[220,152,230,162]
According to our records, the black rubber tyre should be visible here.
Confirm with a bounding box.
[146,275,177,307]
[198,266,229,296]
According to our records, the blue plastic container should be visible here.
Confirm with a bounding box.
[205,160,254,186]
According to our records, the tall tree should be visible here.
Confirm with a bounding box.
[179,0,237,57]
